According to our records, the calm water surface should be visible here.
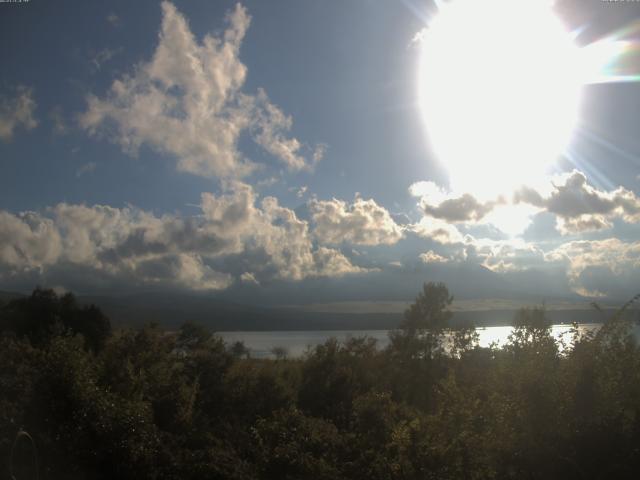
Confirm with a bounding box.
[219,323,632,359]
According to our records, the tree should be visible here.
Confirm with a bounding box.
[230,340,250,359]
[389,282,453,360]
[507,306,556,356]
[0,288,111,352]
[177,321,213,351]
[270,346,288,360]
[402,282,454,334]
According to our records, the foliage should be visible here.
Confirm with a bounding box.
[2,285,640,479]
[0,287,111,352]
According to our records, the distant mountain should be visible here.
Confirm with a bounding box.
[0,285,620,331]
[74,291,618,332]
[77,292,403,331]
[213,261,569,307]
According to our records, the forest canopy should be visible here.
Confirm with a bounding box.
[2,284,640,479]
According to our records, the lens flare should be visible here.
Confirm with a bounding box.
[580,19,640,85]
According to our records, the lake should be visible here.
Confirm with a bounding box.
[219,323,635,359]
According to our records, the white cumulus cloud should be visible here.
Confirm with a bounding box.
[309,197,404,246]
[419,250,448,264]
[0,184,366,292]
[545,238,640,297]
[79,2,319,178]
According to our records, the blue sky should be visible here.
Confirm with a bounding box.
[1,0,435,213]
[2,0,640,305]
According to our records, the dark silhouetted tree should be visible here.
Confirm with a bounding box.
[388,282,453,360]
[230,340,250,359]
[0,287,111,352]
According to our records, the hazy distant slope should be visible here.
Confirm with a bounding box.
[74,292,619,331]
[77,292,402,331]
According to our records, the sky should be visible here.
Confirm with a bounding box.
[2,0,640,306]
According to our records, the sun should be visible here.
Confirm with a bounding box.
[419,0,583,199]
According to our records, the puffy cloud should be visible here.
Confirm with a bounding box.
[411,170,640,238]
[546,238,640,297]
[410,180,500,223]
[0,211,62,271]
[134,253,233,291]
[250,89,319,171]
[79,2,319,178]
[309,197,404,246]
[404,172,640,297]
[408,217,465,244]
[0,184,365,292]
[419,250,448,264]
[514,170,640,234]
[556,215,612,235]
[472,239,547,273]
[313,246,368,277]
[0,86,37,142]
[411,221,549,274]
[423,193,499,223]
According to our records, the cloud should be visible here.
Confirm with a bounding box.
[546,238,640,297]
[408,217,465,244]
[408,180,448,202]
[240,271,259,285]
[419,250,448,264]
[409,215,549,274]
[80,2,319,178]
[423,193,499,223]
[0,211,62,270]
[309,197,404,246]
[295,186,308,198]
[134,253,232,290]
[250,89,317,171]
[407,184,640,297]
[410,180,500,223]
[0,184,365,292]
[471,239,547,273]
[556,215,612,235]
[410,170,640,238]
[313,246,367,277]
[106,13,121,27]
[76,162,97,178]
[49,106,68,135]
[0,86,37,142]
[514,170,640,234]
[90,47,121,73]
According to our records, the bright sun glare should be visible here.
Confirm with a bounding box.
[419,0,583,199]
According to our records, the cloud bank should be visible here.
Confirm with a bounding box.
[0,184,367,292]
